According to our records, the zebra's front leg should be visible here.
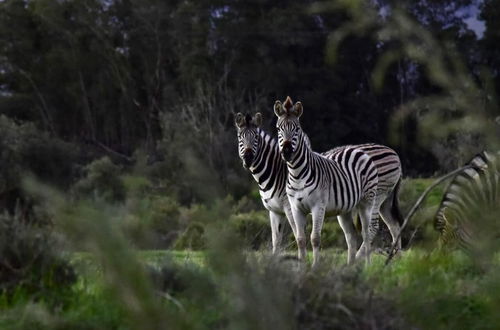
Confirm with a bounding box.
[337,212,359,265]
[269,211,284,254]
[283,201,298,242]
[311,205,326,267]
[291,206,308,262]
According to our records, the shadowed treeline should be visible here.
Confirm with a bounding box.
[1,0,499,209]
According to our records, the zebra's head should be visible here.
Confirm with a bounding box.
[235,112,263,168]
[274,96,303,162]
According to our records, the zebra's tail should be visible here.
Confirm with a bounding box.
[391,177,404,226]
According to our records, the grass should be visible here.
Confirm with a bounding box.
[2,177,494,329]
[3,247,499,330]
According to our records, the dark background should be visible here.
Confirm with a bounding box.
[0,0,498,206]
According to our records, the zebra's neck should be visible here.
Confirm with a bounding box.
[286,130,336,182]
[286,131,312,178]
[249,129,287,196]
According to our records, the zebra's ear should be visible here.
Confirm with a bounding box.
[254,112,263,127]
[292,101,303,118]
[235,112,245,128]
[274,101,285,117]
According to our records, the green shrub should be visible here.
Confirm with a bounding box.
[0,116,78,189]
[170,204,209,250]
[229,211,270,250]
[173,222,206,250]
[0,116,78,216]
[123,193,183,249]
[0,213,76,307]
[73,157,125,202]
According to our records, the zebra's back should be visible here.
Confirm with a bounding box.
[435,151,500,250]
[322,143,402,197]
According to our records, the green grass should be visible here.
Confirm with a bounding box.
[3,248,500,330]
[2,177,492,329]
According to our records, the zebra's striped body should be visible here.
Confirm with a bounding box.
[435,151,500,251]
[323,144,403,253]
[274,97,382,265]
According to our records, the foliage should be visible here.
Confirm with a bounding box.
[316,0,499,174]
[228,211,271,250]
[73,156,126,202]
[0,116,77,210]
[2,0,496,194]
[0,212,75,307]
[173,222,207,251]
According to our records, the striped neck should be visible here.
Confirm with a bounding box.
[249,129,287,194]
[285,130,314,180]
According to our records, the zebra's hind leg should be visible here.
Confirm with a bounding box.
[357,201,381,258]
[380,192,402,252]
[311,205,326,267]
[269,211,285,254]
[338,212,359,265]
[291,206,308,263]
[356,199,377,265]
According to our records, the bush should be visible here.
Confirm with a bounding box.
[229,211,270,250]
[73,157,125,202]
[0,116,78,215]
[123,193,183,249]
[0,212,76,307]
[173,223,206,250]
[170,202,212,251]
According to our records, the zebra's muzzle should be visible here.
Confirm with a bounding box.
[282,141,293,161]
[243,149,254,168]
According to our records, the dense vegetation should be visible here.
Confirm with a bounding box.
[0,0,499,329]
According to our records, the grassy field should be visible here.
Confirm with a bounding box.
[3,244,500,330]
[2,177,497,330]
[66,248,500,329]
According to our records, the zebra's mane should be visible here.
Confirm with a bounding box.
[258,127,276,146]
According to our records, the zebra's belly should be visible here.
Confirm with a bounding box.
[260,196,286,214]
[325,199,353,215]
[288,188,350,216]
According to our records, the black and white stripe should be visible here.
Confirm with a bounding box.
[435,151,500,251]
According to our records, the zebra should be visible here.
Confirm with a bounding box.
[274,96,400,265]
[235,112,296,254]
[235,111,403,259]
[435,151,500,251]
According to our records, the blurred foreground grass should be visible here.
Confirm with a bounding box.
[5,248,498,330]
[1,177,494,330]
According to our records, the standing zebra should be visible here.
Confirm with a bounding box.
[275,96,387,265]
[235,111,403,259]
[435,151,500,251]
[235,112,296,254]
